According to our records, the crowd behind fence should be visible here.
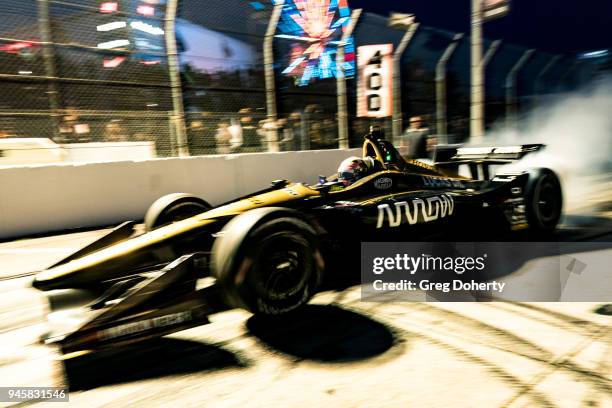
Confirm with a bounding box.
[0,0,599,164]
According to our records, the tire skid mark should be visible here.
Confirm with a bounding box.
[360,301,612,396]
[507,302,609,334]
[346,294,611,394]
[366,304,609,407]
[485,302,603,338]
[421,303,612,394]
[389,302,555,361]
[372,321,557,407]
[581,340,612,407]
[499,327,611,408]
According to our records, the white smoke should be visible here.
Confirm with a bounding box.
[488,79,612,214]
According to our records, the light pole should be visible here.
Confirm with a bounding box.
[264,1,284,152]
[389,13,418,145]
[336,8,362,149]
[436,33,463,142]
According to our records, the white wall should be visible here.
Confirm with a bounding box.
[0,149,360,239]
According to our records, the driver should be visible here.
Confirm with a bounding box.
[337,156,375,186]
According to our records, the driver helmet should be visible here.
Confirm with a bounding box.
[338,156,375,186]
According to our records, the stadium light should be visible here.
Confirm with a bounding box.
[136,5,155,16]
[130,21,165,36]
[97,39,130,49]
[97,21,127,32]
[99,2,119,13]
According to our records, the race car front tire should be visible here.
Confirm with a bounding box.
[212,208,323,315]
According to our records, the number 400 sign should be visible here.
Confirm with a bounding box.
[357,44,394,118]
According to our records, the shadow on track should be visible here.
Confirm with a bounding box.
[246,304,397,363]
[64,338,247,391]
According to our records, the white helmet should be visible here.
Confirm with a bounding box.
[337,156,375,186]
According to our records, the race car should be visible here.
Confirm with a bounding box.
[33,127,563,358]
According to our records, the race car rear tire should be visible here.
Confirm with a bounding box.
[212,208,323,315]
[525,168,563,233]
[144,193,212,232]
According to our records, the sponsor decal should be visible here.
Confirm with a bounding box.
[407,159,436,171]
[257,286,310,315]
[422,176,465,189]
[504,197,528,228]
[374,177,393,190]
[284,188,301,196]
[97,311,192,341]
[376,194,455,229]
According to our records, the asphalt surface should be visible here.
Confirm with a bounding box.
[0,221,610,408]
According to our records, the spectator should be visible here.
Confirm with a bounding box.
[215,121,232,154]
[228,117,243,153]
[256,118,278,152]
[58,108,91,143]
[238,108,260,152]
[277,118,294,151]
[186,119,212,155]
[104,121,129,142]
[404,116,430,158]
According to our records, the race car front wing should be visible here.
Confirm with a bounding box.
[42,254,230,358]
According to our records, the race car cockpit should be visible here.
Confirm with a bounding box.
[319,127,441,191]
[362,126,405,171]
[362,126,440,176]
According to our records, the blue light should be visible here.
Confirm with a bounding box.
[275,0,355,86]
[250,2,266,10]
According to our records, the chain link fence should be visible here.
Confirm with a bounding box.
[0,0,595,165]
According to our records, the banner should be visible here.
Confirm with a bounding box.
[357,44,393,118]
[483,0,510,21]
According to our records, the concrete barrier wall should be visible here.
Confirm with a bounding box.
[0,149,360,239]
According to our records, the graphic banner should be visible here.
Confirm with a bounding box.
[357,44,393,118]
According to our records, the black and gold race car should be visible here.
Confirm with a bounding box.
[33,128,563,358]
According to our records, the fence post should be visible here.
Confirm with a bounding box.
[264,2,284,153]
[391,22,419,145]
[36,0,62,141]
[505,49,535,129]
[435,33,463,143]
[557,60,581,92]
[535,55,561,106]
[165,0,189,157]
[336,8,362,149]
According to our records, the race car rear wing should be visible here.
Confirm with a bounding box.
[435,144,545,163]
[433,144,545,180]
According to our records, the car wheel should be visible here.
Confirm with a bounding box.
[525,168,563,233]
[144,193,212,232]
[212,209,323,315]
